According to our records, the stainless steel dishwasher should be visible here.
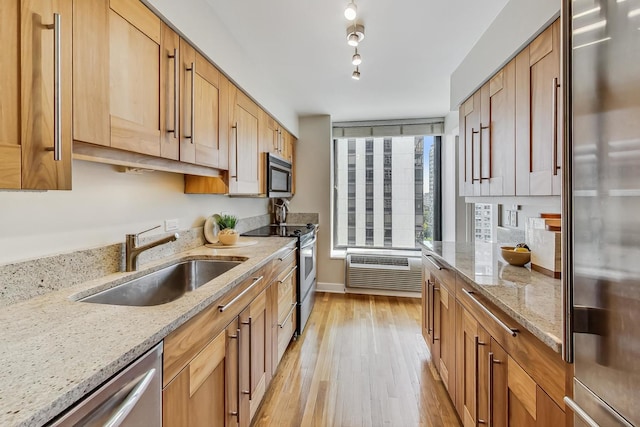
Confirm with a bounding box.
[49,343,162,427]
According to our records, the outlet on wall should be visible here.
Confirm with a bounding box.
[165,219,179,232]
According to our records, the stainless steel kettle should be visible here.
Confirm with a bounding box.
[274,199,289,224]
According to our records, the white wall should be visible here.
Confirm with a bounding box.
[288,116,344,286]
[144,0,298,135]
[450,0,560,109]
[0,160,268,264]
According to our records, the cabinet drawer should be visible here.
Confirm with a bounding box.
[277,306,296,362]
[456,275,566,408]
[277,263,297,323]
[423,253,455,293]
[163,264,269,387]
[272,244,297,277]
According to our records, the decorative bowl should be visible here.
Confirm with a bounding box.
[218,229,239,245]
[500,246,531,267]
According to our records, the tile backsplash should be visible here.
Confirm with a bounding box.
[0,213,272,307]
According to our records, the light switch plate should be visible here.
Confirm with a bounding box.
[165,219,179,232]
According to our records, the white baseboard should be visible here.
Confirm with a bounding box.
[316,282,345,293]
[316,282,420,299]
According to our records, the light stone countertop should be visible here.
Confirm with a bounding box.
[0,237,296,427]
[421,241,562,353]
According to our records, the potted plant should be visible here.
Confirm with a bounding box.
[214,214,239,245]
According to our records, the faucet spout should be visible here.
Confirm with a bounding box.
[125,228,179,272]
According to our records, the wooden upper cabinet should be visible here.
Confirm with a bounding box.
[516,19,561,196]
[228,85,261,195]
[459,93,480,197]
[180,40,223,168]
[0,1,22,189]
[3,0,73,191]
[73,0,163,157]
[480,59,516,196]
[160,22,180,161]
[259,110,278,155]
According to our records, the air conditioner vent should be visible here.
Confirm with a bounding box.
[346,252,421,292]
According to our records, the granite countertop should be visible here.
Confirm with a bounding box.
[421,241,562,353]
[0,237,295,427]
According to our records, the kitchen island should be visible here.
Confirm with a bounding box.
[0,237,295,427]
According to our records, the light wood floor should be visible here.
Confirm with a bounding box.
[253,292,461,427]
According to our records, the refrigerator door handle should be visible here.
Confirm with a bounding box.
[564,397,600,427]
[573,305,607,335]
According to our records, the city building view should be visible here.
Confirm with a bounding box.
[334,136,425,249]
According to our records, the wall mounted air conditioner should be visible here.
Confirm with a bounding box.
[345,250,421,293]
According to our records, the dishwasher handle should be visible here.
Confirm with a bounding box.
[104,368,157,427]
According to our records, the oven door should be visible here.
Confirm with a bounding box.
[299,235,317,298]
[267,153,292,198]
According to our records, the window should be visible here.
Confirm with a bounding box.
[333,135,442,249]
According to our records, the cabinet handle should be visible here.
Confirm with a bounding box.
[229,328,240,421]
[278,265,298,284]
[476,337,487,425]
[279,303,297,328]
[185,62,195,143]
[103,368,156,427]
[218,276,264,312]
[167,49,178,137]
[426,279,433,335]
[488,352,501,427]
[431,285,440,344]
[480,123,491,181]
[462,289,518,337]
[241,317,252,400]
[424,254,444,271]
[471,128,480,182]
[552,77,561,175]
[278,247,297,262]
[230,123,238,178]
[44,14,62,161]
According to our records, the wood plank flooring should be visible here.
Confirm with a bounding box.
[253,292,461,427]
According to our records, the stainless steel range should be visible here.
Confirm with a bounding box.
[242,224,317,334]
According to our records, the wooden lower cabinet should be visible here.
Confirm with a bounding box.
[239,288,268,423]
[422,255,567,426]
[163,318,240,427]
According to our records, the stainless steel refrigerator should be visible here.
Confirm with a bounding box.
[563,0,640,425]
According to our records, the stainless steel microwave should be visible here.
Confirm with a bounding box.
[266,153,292,198]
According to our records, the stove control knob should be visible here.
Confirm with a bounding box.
[293,230,302,236]
[306,223,314,229]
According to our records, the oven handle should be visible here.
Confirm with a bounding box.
[300,236,317,250]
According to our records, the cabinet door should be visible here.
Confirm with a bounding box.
[163,319,240,427]
[21,0,73,190]
[423,270,440,367]
[480,59,516,196]
[160,22,180,160]
[229,86,260,195]
[505,356,564,427]
[276,263,297,364]
[259,111,278,155]
[458,305,479,427]
[239,288,268,423]
[438,283,456,395]
[459,92,481,196]
[180,40,221,168]
[516,20,561,196]
[74,0,163,157]
[0,1,21,189]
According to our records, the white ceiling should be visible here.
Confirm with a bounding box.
[203,0,510,122]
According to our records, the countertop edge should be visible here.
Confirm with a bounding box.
[3,238,297,427]
[422,245,562,354]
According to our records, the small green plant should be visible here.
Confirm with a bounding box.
[213,214,238,230]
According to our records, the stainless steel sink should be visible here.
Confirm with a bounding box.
[80,259,242,306]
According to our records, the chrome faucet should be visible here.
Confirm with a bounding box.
[125,225,179,272]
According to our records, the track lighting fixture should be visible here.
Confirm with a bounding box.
[344,1,357,20]
[346,24,365,47]
[352,67,361,80]
[352,49,362,66]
